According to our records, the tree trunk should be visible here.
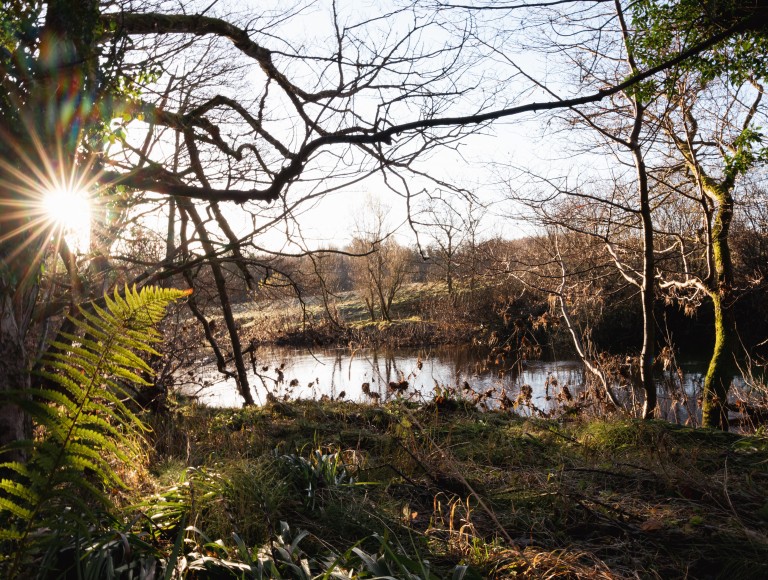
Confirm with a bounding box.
[702,293,734,429]
[611,3,657,418]
[364,295,376,321]
[0,0,102,452]
[446,238,454,295]
[635,149,657,419]
[0,299,31,462]
[701,178,735,430]
[179,202,254,406]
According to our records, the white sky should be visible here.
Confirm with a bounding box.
[116,0,618,253]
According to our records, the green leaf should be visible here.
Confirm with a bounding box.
[0,286,189,575]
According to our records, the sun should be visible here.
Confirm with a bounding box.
[43,187,92,252]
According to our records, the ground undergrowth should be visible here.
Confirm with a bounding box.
[133,400,768,579]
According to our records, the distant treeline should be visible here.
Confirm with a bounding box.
[182,224,768,360]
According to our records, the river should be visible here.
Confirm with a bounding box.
[176,345,719,423]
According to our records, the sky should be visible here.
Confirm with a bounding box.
[110,0,620,254]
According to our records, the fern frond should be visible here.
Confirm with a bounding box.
[0,285,190,578]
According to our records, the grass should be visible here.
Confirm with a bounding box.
[223,282,488,348]
[130,399,768,578]
[233,283,443,323]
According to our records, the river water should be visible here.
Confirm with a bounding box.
[177,345,714,422]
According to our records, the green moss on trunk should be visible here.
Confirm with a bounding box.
[701,293,733,429]
[701,178,735,430]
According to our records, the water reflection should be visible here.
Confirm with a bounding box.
[177,345,712,422]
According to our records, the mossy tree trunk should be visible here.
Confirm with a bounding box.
[700,176,736,430]
[663,86,755,431]
[666,118,738,430]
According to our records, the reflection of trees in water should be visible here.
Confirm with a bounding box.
[375,351,398,397]
[328,352,344,399]
[186,346,718,418]
[357,350,417,399]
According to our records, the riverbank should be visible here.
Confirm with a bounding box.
[134,400,768,578]
[225,283,538,349]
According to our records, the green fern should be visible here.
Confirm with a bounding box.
[0,285,190,578]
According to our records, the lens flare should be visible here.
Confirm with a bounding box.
[43,187,92,250]
[0,130,101,262]
[0,64,104,268]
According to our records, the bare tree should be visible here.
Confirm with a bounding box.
[500,0,662,417]
[459,196,488,291]
[418,194,465,295]
[349,197,412,322]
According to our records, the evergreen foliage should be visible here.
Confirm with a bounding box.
[0,285,189,578]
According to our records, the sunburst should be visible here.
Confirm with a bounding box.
[0,127,103,268]
[41,184,92,253]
